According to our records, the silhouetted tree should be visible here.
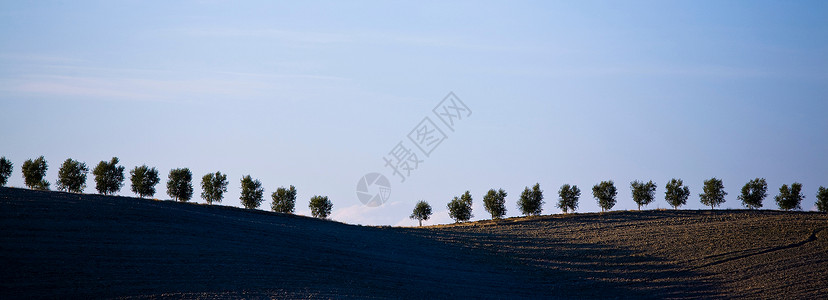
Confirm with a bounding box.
[738,178,767,209]
[56,158,88,193]
[593,180,617,212]
[483,188,507,220]
[240,175,264,209]
[700,177,727,209]
[130,165,160,198]
[309,195,333,218]
[630,180,657,211]
[774,183,804,211]
[0,157,12,187]
[201,171,228,205]
[22,156,49,190]
[448,191,473,222]
[271,185,297,213]
[817,187,828,213]
[518,183,544,216]
[93,157,125,195]
[557,184,580,213]
[665,178,690,209]
[167,168,193,202]
[410,200,433,226]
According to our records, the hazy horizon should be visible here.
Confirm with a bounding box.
[1,1,826,225]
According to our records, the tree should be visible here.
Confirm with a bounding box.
[167,168,193,202]
[738,178,767,209]
[309,195,333,218]
[518,183,544,216]
[271,185,297,213]
[22,156,50,190]
[92,157,125,195]
[410,200,433,226]
[774,183,804,211]
[483,188,507,220]
[129,165,160,198]
[665,178,690,209]
[448,191,473,223]
[518,188,532,215]
[557,184,580,213]
[630,180,657,211]
[592,180,617,212]
[56,158,88,193]
[816,187,828,213]
[240,175,264,209]
[0,157,12,187]
[700,177,727,209]
[201,171,228,205]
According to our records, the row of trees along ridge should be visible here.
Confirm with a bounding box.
[0,156,333,219]
[409,179,828,226]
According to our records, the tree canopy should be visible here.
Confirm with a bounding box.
[817,186,828,213]
[557,184,580,213]
[483,188,507,220]
[92,157,125,195]
[665,178,690,209]
[738,178,767,209]
[0,157,13,187]
[130,165,160,198]
[630,180,657,211]
[700,177,727,209]
[240,175,264,209]
[774,183,804,211]
[167,168,193,202]
[271,185,297,213]
[410,200,433,226]
[448,191,473,222]
[22,156,50,190]
[56,158,88,193]
[201,171,228,205]
[592,180,617,212]
[309,195,333,218]
[518,183,544,216]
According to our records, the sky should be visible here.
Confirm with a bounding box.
[1,1,826,226]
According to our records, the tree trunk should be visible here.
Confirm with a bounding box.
[418,219,422,227]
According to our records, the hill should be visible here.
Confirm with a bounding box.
[1,187,826,299]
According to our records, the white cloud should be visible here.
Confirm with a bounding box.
[548,64,772,79]
[0,53,85,64]
[168,27,541,53]
[0,64,347,102]
[172,28,355,44]
[330,201,406,226]
[1,74,266,102]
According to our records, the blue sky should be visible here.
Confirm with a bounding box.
[1,1,826,225]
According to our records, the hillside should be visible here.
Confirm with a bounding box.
[1,187,826,299]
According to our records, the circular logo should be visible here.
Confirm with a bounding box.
[356,173,391,207]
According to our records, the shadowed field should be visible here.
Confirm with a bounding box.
[1,187,826,299]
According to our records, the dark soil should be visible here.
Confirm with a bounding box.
[1,187,825,299]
